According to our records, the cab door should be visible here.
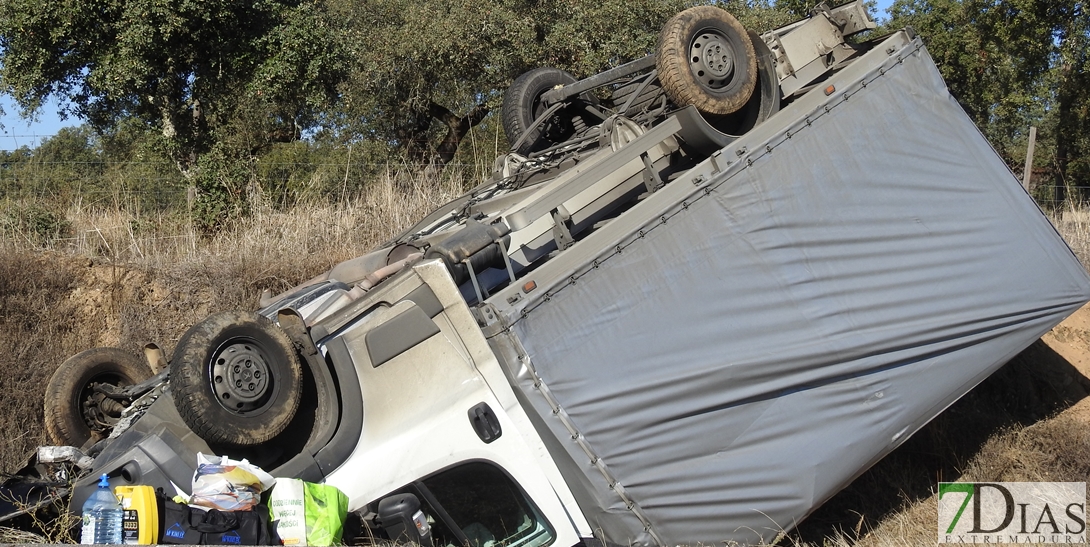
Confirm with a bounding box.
[319,263,583,547]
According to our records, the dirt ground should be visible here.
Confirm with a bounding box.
[1037,303,1090,421]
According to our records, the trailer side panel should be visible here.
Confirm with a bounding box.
[493,38,1090,546]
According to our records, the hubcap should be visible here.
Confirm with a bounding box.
[211,341,272,413]
[689,31,735,88]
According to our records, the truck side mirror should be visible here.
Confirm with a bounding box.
[377,493,434,547]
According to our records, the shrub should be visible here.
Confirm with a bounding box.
[0,201,72,246]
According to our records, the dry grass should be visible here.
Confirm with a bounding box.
[0,526,49,544]
[830,415,1090,546]
[0,497,81,544]
[11,167,464,274]
[1,175,1089,546]
[1049,208,1090,267]
[0,250,90,468]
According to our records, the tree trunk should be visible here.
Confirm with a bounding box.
[1055,62,1073,203]
[397,110,434,166]
[1053,4,1085,203]
[428,102,490,169]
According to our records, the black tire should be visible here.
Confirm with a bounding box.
[502,67,579,155]
[657,5,757,116]
[702,29,781,136]
[44,347,153,448]
[170,310,302,446]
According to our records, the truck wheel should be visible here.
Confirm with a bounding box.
[657,5,757,116]
[170,311,302,446]
[502,67,579,155]
[702,30,781,136]
[44,347,153,448]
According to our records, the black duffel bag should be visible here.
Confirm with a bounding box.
[158,492,280,545]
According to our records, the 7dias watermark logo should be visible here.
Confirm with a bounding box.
[938,482,1086,544]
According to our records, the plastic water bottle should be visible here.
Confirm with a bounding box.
[80,474,123,544]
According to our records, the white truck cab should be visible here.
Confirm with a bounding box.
[317,260,592,547]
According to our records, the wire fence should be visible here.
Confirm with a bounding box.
[3,159,1089,217]
[1029,186,1090,211]
[0,160,493,212]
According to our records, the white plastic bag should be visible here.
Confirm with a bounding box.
[189,453,276,511]
[268,478,307,545]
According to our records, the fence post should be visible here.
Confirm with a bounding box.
[1022,126,1036,191]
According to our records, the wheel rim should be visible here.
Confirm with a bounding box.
[210,339,274,414]
[689,29,736,89]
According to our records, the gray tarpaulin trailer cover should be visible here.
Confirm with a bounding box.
[487,37,1090,545]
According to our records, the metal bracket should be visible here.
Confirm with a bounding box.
[640,152,664,193]
[465,258,487,303]
[551,206,575,251]
[507,115,682,231]
[277,308,320,358]
[496,238,517,284]
[95,369,168,400]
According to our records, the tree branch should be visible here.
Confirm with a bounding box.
[429,101,489,168]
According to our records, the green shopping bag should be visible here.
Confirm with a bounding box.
[303,481,349,546]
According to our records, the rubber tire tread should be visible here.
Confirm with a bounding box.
[656,5,757,116]
[502,67,578,155]
[44,347,153,448]
[170,310,302,446]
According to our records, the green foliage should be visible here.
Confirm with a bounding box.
[255,142,340,205]
[888,0,1089,194]
[0,0,348,172]
[327,0,696,167]
[10,0,1080,213]
[446,114,510,178]
[0,201,72,245]
[1,122,187,211]
[189,145,257,233]
[1050,1,1090,192]
[0,127,102,202]
[97,120,189,210]
[721,0,798,31]
[0,147,34,198]
[0,0,799,196]
[775,0,818,18]
[254,140,402,204]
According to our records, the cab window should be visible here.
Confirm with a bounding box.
[385,461,555,547]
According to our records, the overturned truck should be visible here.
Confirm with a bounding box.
[10,2,1090,545]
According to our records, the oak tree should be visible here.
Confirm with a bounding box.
[327,0,697,168]
[888,0,1089,195]
[0,0,347,174]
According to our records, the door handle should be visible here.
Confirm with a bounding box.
[468,402,502,444]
